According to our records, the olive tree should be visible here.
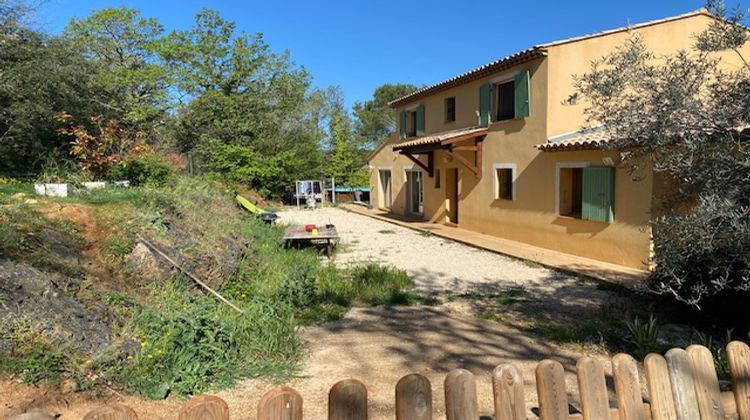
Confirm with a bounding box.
[576,1,750,307]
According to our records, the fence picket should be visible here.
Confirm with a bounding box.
[727,341,750,420]
[329,379,367,420]
[665,348,700,420]
[612,353,646,420]
[644,353,678,420]
[492,363,526,420]
[82,404,139,420]
[686,345,724,420]
[395,373,432,420]
[576,357,610,420]
[9,414,58,420]
[258,386,303,420]
[535,359,569,420]
[177,395,229,420]
[444,369,479,420]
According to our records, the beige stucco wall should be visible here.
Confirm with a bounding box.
[546,13,750,136]
[368,12,747,270]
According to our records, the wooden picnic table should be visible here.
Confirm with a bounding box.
[283,225,339,258]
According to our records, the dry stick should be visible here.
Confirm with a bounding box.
[136,234,244,314]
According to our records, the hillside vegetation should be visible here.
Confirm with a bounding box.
[0,177,414,398]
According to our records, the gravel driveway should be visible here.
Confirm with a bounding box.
[278,207,616,321]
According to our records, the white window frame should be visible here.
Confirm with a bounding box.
[555,161,590,216]
[492,163,517,201]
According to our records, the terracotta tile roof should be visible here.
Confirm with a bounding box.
[389,9,709,109]
[388,48,547,108]
[393,127,488,151]
[536,127,612,152]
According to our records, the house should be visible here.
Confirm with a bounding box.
[367,10,750,270]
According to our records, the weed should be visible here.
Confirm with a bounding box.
[626,314,662,359]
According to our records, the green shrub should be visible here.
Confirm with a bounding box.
[348,264,415,305]
[109,156,172,186]
[117,280,299,399]
[626,314,662,359]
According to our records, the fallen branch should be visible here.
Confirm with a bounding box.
[136,234,245,314]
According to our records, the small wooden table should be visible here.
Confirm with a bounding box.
[283,225,339,258]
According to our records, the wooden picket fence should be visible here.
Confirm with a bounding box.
[12,341,750,419]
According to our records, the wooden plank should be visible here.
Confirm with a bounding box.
[395,373,432,420]
[403,153,433,177]
[177,396,228,420]
[612,353,646,420]
[83,404,138,420]
[686,344,724,420]
[577,357,610,420]
[665,348,700,420]
[444,369,479,420]
[492,363,526,420]
[475,138,483,180]
[644,354,678,420]
[536,359,569,420]
[727,340,750,420]
[10,414,59,420]
[451,146,478,152]
[329,379,367,420]
[258,386,303,420]
[447,148,479,177]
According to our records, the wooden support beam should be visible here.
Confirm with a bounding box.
[476,137,484,180]
[447,147,479,177]
[403,152,434,177]
[452,146,478,152]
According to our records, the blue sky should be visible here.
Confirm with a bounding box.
[37,0,715,109]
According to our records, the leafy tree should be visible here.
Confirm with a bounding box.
[64,7,169,126]
[353,83,418,151]
[325,88,366,187]
[163,9,325,197]
[0,2,102,174]
[576,1,750,307]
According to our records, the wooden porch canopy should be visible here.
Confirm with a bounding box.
[392,127,488,178]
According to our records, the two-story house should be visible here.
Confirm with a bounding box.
[367,9,750,270]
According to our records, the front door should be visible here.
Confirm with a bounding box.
[406,170,423,215]
[378,169,392,209]
[446,168,458,224]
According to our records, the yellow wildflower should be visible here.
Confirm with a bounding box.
[140,341,148,347]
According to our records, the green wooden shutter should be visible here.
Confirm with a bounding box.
[399,110,407,139]
[514,70,531,118]
[582,166,615,223]
[479,83,491,127]
[416,104,425,136]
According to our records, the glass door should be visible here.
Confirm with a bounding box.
[407,171,423,215]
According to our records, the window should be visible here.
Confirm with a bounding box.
[559,167,583,218]
[557,165,615,222]
[445,97,456,122]
[434,169,441,188]
[406,110,417,137]
[493,164,516,200]
[495,81,515,121]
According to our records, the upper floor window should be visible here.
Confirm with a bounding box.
[445,97,456,123]
[495,81,515,121]
[399,104,425,138]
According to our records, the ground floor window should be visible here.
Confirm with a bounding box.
[493,163,516,201]
[557,164,615,222]
[406,170,423,215]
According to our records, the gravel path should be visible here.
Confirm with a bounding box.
[278,207,614,321]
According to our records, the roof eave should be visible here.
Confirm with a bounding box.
[389,48,547,108]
